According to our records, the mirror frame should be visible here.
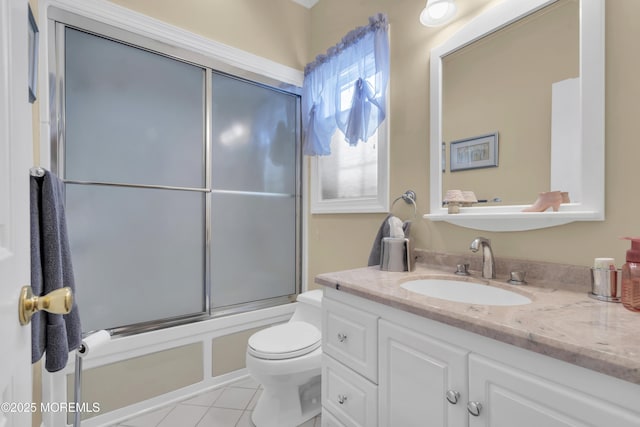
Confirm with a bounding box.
[426,0,605,231]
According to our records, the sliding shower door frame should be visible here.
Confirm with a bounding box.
[48,9,302,336]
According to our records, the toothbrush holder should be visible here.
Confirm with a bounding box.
[589,268,622,303]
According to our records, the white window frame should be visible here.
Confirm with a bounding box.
[310,96,390,214]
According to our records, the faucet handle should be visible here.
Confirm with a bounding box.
[455,263,470,276]
[507,271,527,285]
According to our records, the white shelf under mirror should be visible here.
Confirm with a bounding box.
[424,207,603,232]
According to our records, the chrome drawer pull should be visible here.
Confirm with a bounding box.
[338,394,348,404]
[337,333,348,342]
[467,401,482,416]
[446,390,460,405]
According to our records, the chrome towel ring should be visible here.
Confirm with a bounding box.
[391,190,417,219]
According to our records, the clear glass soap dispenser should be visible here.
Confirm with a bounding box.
[621,237,640,312]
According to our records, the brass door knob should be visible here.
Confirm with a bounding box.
[19,286,73,326]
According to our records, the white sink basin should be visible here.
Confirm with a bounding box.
[400,279,531,306]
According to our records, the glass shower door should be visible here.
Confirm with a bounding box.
[210,73,300,309]
[63,27,207,332]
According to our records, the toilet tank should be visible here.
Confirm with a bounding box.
[290,289,323,329]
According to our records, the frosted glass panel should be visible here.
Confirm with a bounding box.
[65,184,205,331]
[211,192,296,308]
[319,129,379,200]
[211,73,297,194]
[65,28,205,188]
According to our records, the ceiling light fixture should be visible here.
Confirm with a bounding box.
[420,0,458,27]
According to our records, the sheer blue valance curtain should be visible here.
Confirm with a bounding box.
[302,13,390,156]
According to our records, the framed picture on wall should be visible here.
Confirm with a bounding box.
[450,132,498,172]
[28,5,39,103]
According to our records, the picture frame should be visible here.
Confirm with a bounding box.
[28,5,39,104]
[449,132,498,172]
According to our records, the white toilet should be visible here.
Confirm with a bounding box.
[246,289,323,427]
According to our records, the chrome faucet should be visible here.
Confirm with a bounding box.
[470,237,496,279]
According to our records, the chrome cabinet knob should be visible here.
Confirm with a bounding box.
[337,333,348,342]
[467,401,482,416]
[337,394,348,404]
[446,390,460,404]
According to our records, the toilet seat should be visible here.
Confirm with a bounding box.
[248,321,321,360]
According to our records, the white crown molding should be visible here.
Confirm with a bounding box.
[292,0,319,8]
[41,0,304,87]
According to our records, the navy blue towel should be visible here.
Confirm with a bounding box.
[30,170,82,372]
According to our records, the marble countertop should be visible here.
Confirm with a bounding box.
[315,264,640,385]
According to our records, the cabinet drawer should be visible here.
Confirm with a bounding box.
[323,296,379,382]
[322,354,377,427]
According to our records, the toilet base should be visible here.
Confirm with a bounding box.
[252,373,321,427]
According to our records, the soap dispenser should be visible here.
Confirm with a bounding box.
[621,237,640,312]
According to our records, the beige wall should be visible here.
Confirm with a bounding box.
[212,326,268,376]
[307,0,640,285]
[66,344,203,422]
[108,0,310,70]
[307,0,500,287]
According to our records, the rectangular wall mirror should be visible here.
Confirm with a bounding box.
[426,0,605,231]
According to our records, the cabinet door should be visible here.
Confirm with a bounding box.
[379,320,469,427]
[468,354,640,427]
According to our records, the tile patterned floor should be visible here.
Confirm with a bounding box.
[113,377,321,427]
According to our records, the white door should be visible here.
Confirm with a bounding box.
[468,354,640,427]
[379,319,469,427]
[0,0,35,425]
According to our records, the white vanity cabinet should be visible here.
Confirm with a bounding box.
[321,288,640,427]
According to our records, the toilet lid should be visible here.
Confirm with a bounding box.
[248,321,321,360]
